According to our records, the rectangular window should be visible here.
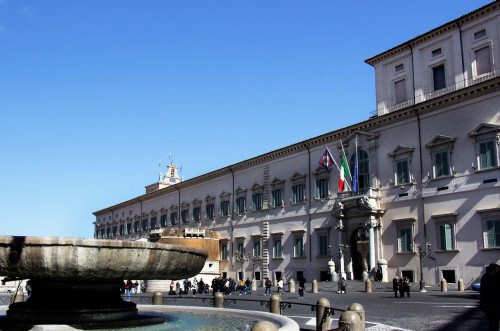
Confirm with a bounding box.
[141,219,148,231]
[479,140,498,169]
[439,224,455,250]
[434,150,451,178]
[396,159,410,185]
[395,64,404,73]
[486,220,500,248]
[181,210,189,224]
[395,79,406,104]
[475,46,492,76]
[236,197,246,214]
[399,228,413,253]
[237,242,244,256]
[119,225,124,235]
[220,200,230,217]
[206,204,214,219]
[126,223,132,234]
[433,64,446,91]
[432,48,442,57]
[273,238,282,258]
[106,228,111,238]
[134,221,139,233]
[294,236,304,257]
[170,212,177,225]
[319,235,329,256]
[474,29,486,40]
[193,207,201,222]
[253,240,261,258]
[271,189,283,207]
[160,215,167,227]
[150,217,157,229]
[221,244,228,260]
[292,184,305,204]
[252,193,263,211]
[315,178,329,199]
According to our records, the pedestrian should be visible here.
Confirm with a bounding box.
[133,281,138,294]
[277,278,284,295]
[338,277,346,294]
[298,276,306,299]
[26,280,32,297]
[169,280,174,295]
[140,281,146,293]
[245,278,252,295]
[238,279,245,295]
[264,277,272,296]
[398,278,405,298]
[125,280,132,301]
[403,276,411,297]
[480,263,500,331]
[376,266,383,282]
[198,278,205,294]
[392,277,399,298]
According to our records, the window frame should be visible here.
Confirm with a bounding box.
[292,230,306,258]
[394,218,415,253]
[478,209,500,249]
[272,233,283,259]
[433,213,458,252]
[290,172,307,204]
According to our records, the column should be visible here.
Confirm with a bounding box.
[366,217,377,275]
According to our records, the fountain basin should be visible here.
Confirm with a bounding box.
[0,236,208,330]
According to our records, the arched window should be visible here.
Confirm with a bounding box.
[350,150,370,192]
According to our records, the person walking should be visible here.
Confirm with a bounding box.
[264,277,272,296]
[403,276,411,297]
[392,277,399,298]
[480,263,500,331]
[277,278,284,295]
[338,277,346,294]
[298,276,306,299]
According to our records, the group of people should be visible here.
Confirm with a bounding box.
[121,280,145,300]
[392,276,411,298]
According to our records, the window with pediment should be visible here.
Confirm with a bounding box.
[235,187,247,215]
[205,195,215,219]
[313,166,330,200]
[290,172,306,204]
[388,145,415,185]
[432,213,458,251]
[170,206,178,226]
[468,124,500,171]
[270,178,285,208]
[181,203,190,224]
[251,183,264,211]
[425,135,456,179]
[192,199,202,222]
[219,191,231,217]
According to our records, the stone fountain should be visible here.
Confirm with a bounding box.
[0,236,208,330]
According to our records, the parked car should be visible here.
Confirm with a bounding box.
[471,283,480,291]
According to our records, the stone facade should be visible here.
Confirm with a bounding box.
[94,2,500,287]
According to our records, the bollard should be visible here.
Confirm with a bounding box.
[365,279,372,293]
[458,279,464,292]
[270,294,282,315]
[338,311,363,331]
[289,279,296,293]
[152,291,164,305]
[348,303,365,331]
[251,321,279,331]
[315,298,331,331]
[10,290,24,304]
[214,292,224,308]
[252,278,257,291]
[441,278,448,292]
[312,279,318,293]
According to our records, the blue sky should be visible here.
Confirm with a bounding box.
[0,0,492,238]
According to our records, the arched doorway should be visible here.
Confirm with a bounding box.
[350,227,369,280]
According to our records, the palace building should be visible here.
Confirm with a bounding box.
[94,1,500,287]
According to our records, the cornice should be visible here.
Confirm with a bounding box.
[365,1,499,66]
[94,76,500,217]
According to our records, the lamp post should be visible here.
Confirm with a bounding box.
[416,243,431,292]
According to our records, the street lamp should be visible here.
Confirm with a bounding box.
[415,243,431,292]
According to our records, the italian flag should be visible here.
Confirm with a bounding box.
[338,155,350,192]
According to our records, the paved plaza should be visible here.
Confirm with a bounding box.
[0,280,489,330]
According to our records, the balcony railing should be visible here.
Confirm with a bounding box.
[377,70,499,116]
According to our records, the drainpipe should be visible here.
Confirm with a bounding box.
[176,186,181,229]
[304,144,312,263]
[414,111,427,241]
[229,167,235,271]
[408,43,416,102]
[457,22,466,84]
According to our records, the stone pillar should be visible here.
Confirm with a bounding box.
[328,260,337,282]
[336,218,346,280]
[214,292,224,308]
[365,279,372,293]
[152,291,163,305]
[348,303,365,331]
[270,294,281,315]
[441,278,448,292]
[458,279,464,292]
[338,311,363,331]
[289,279,296,293]
[251,321,279,331]
[312,279,318,293]
[368,223,376,273]
[315,298,331,331]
